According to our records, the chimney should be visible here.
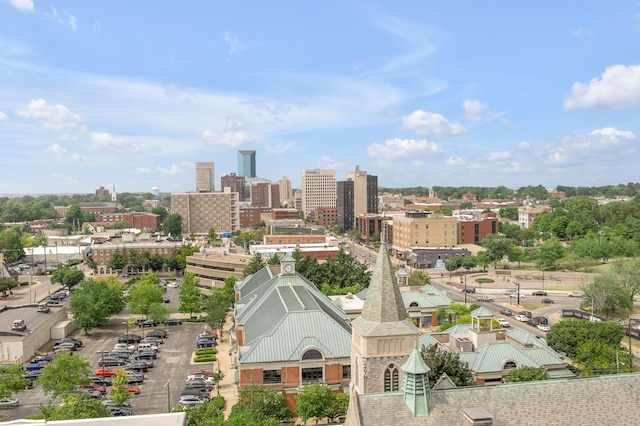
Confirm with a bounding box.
[462,408,493,426]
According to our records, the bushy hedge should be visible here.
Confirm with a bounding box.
[194,354,217,363]
[211,396,224,409]
[475,278,494,283]
[195,348,218,356]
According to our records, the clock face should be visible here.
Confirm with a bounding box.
[284,264,293,273]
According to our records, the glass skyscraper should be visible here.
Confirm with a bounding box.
[237,150,256,178]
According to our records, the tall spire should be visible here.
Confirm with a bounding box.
[360,220,406,323]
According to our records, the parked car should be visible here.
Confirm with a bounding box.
[179,395,205,407]
[53,342,77,351]
[514,314,529,322]
[94,368,118,377]
[124,361,149,372]
[196,339,217,348]
[527,318,543,327]
[541,298,554,304]
[518,311,532,318]
[135,350,157,360]
[180,389,210,400]
[25,361,49,371]
[0,398,20,408]
[532,316,548,325]
[164,318,182,325]
[497,318,511,328]
[145,329,167,338]
[568,291,583,297]
[531,290,547,296]
[98,357,127,367]
[23,370,43,381]
[167,281,179,288]
[162,296,170,303]
[509,293,526,299]
[499,308,513,316]
[186,374,214,383]
[462,287,476,293]
[55,338,83,348]
[127,385,141,394]
[46,299,64,307]
[502,289,518,296]
[141,336,164,345]
[537,324,551,332]
[140,320,157,328]
[476,295,494,302]
[118,334,142,344]
[109,406,134,416]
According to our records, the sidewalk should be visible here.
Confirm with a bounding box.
[208,312,238,418]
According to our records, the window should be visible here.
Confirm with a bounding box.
[263,369,282,384]
[302,367,323,384]
[302,349,323,361]
[503,361,517,369]
[384,364,399,392]
[342,365,351,380]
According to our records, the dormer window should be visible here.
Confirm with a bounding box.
[503,361,517,369]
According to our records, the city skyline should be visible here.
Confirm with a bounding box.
[1,2,640,194]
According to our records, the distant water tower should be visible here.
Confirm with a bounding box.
[151,186,160,197]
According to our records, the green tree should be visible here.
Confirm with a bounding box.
[108,369,132,406]
[151,206,169,223]
[0,225,25,262]
[0,364,28,399]
[204,289,230,332]
[106,249,127,271]
[499,206,519,220]
[64,204,84,229]
[37,351,92,400]
[177,400,225,425]
[408,269,431,287]
[211,368,225,397]
[162,213,183,237]
[267,253,281,265]
[179,272,203,317]
[581,272,633,317]
[480,234,515,268]
[39,394,113,420]
[535,237,565,270]
[503,366,546,383]
[221,276,237,306]
[50,267,85,291]
[70,278,125,333]
[575,340,634,375]
[128,274,164,318]
[295,383,349,424]
[230,385,294,423]
[546,319,625,358]
[148,253,165,272]
[243,252,265,277]
[0,277,18,299]
[34,231,48,247]
[612,258,640,304]
[208,227,217,241]
[148,302,171,324]
[420,344,474,387]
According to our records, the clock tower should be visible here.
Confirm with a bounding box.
[281,254,296,275]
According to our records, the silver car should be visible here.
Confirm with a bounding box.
[0,398,19,408]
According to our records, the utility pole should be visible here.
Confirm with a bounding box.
[164,379,171,413]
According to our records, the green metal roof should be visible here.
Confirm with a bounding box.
[470,306,494,318]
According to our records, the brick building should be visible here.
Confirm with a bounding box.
[170,191,240,236]
[220,173,247,201]
[233,256,351,409]
[271,208,300,220]
[89,236,182,275]
[263,234,327,245]
[96,212,160,230]
[309,207,338,226]
[457,213,498,245]
[250,182,280,208]
[239,206,272,229]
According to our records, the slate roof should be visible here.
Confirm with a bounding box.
[347,373,640,426]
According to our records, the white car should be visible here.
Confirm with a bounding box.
[497,318,511,328]
[186,374,213,383]
[514,314,529,322]
[179,395,205,407]
[167,281,179,288]
[509,293,525,298]
[568,291,583,298]
[502,289,517,296]
[0,398,19,408]
[537,324,551,332]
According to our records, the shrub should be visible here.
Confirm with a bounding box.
[211,396,224,409]
[194,355,217,363]
[475,278,494,284]
[195,348,217,356]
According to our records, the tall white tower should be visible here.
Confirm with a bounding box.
[301,169,336,217]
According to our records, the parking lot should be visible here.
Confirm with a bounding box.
[2,285,217,419]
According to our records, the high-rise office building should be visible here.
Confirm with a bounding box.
[301,169,336,217]
[250,182,281,208]
[196,162,215,192]
[339,166,378,231]
[278,176,292,207]
[221,173,247,201]
[237,150,256,178]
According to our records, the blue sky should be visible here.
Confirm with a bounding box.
[1,1,640,195]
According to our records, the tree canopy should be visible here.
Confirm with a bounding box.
[37,351,92,400]
[179,272,203,317]
[50,267,85,291]
[420,344,474,387]
[70,277,125,333]
[294,383,349,424]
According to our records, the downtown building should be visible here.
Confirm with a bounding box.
[196,162,215,192]
[237,150,256,178]
[301,169,336,218]
[338,166,378,231]
[170,190,240,236]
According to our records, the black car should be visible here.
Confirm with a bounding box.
[532,316,549,325]
[164,318,182,325]
[140,320,157,328]
[135,350,157,360]
[109,406,134,416]
[180,388,211,400]
[55,337,83,348]
[118,334,142,344]
[518,310,532,318]
[527,318,542,327]
[462,287,476,293]
[499,308,513,316]
[541,298,554,304]
[146,329,167,338]
[532,290,548,296]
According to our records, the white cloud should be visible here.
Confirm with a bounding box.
[318,156,344,171]
[45,7,78,31]
[6,0,33,12]
[463,99,488,121]
[401,110,466,137]
[368,138,442,159]
[89,131,151,153]
[17,98,82,131]
[0,111,7,121]
[589,127,635,143]
[202,117,253,147]
[564,64,640,109]
[43,144,84,162]
[488,151,511,161]
[500,117,516,128]
[136,167,152,174]
[156,162,192,175]
[445,156,465,166]
[223,32,246,59]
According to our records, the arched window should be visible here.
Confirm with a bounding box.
[384,364,399,392]
[301,349,323,361]
[409,302,419,308]
[503,361,517,369]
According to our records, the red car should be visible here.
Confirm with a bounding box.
[89,384,107,394]
[94,367,118,377]
[189,370,212,378]
[127,385,140,394]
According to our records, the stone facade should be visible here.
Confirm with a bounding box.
[170,191,239,235]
